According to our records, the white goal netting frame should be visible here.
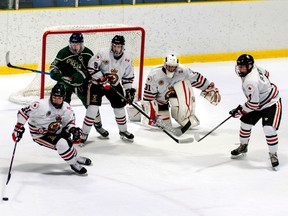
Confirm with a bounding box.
[9,24,145,105]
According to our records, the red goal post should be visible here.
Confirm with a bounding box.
[9,24,145,105]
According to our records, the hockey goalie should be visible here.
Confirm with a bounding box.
[141,54,221,131]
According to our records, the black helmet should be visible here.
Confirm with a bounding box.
[236,54,254,76]
[237,54,254,67]
[50,84,65,109]
[69,32,84,43]
[112,35,125,45]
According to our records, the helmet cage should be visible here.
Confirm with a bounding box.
[164,54,179,77]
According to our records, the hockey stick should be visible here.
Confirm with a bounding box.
[2,140,19,201]
[6,51,50,75]
[194,115,232,142]
[109,85,194,144]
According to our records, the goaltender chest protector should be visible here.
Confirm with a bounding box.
[156,69,187,95]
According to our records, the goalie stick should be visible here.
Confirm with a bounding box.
[6,51,50,75]
[109,85,194,144]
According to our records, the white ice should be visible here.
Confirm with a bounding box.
[1,59,288,216]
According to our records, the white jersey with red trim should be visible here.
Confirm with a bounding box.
[143,64,211,105]
[241,65,280,113]
[88,48,135,89]
[16,100,76,139]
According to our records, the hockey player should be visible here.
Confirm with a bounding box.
[80,35,135,143]
[11,84,91,175]
[229,54,282,169]
[142,54,221,130]
[49,32,109,138]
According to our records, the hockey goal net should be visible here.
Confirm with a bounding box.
[9,24,145,105]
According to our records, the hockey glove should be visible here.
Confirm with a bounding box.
[69,127,83,143]
[70,71,85,87]
[200,82,221,105]
[50,68,63,82]
[229,105,244,118]
[125,88,136,105]
[12,123,25,142]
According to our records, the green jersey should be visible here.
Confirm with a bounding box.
[49,46,94,106]
[50,45,93,81]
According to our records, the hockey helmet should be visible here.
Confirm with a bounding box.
[69,33,84,54]
[50,84,65,109]
[112,35,125,45]
[69,33,84,43]
[164,54,179,78]
[235,54,254,77]
[111,35,125,58]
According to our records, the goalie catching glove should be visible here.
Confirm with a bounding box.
[125,88,136,105]
[200,82,221,105]
[12,123,25,142]
[69,127,83,143]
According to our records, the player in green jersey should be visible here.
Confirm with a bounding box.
[49,32,109,138]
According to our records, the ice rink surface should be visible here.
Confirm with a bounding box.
[1,59,288,216]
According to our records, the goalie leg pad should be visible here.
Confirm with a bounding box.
[169,80,199,128]
[141,100,159,126]
[157,110,172,128]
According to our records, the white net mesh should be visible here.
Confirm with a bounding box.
[9,24,145,105]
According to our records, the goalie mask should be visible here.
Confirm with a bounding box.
[164,54,179,78]
[50,84,66,109]
[111,35,125,58]
[235,54,254,77]
[69,32,84,54]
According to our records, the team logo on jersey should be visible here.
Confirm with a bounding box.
[103,60,109,65]
[56,115,62,122]
[111,69,118,74]
[158,80,164,86]
[246,84,253,92]
[147,75,152,82]
[46,111,51,117]
[91,94,97,102]
[31,102,39,109]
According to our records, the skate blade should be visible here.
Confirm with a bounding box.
[231,153,246,159]
[120,136,134,143]
[272,166,278,171]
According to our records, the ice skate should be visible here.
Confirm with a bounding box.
[94,122,109,138]
[77,156,92,166]
[269,152,279,170]
[231,143,248,159]
[70,163,87,175]
[119,131,134,142]
[79,133,88,147]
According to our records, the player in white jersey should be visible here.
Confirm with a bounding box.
[229,54,282,169]
[142,54,221,130]
[80,35,135,143]
[11,84,92,175]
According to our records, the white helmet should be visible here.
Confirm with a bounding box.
[164,54,179,78]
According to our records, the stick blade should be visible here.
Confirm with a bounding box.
[5,51,11,66]
[194,133,201,142]
[177,137,194,144]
